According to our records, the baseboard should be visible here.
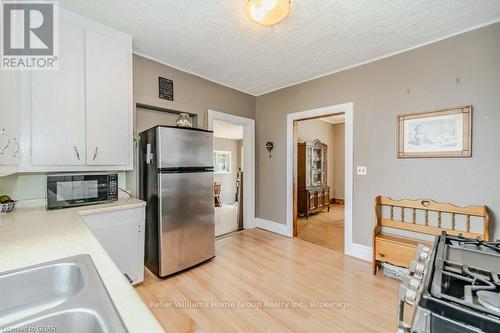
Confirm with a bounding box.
[346,243,372,262]
[330,198,345,205]
[255,218,291,237]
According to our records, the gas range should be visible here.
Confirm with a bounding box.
[398,232,500,333]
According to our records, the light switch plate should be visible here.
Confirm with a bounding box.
[356,166,367,176]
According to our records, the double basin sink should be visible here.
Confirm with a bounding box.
[0,255,128,333]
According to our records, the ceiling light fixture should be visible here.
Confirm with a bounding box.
[246,0,291,26]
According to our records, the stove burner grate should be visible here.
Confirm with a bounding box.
[477,291,500,314]
[436,261,500,317]
[447,235,500,253]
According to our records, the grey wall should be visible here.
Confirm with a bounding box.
[128,55,256,195]
[214,137,242,204]
[133,55,256,126]
[296,119,335,195]
[332,123,345,199]
[136,107,181,133]
[256,23,500,246]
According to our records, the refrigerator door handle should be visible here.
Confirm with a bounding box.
[146,143,154,164]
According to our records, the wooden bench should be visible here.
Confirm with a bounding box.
[372,196,489,275]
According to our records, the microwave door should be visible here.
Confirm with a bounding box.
[47,174,116,209]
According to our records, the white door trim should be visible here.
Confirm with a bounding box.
[208,110,256,230]
[286,102,368,261]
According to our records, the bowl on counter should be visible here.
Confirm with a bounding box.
[0,201,16,213]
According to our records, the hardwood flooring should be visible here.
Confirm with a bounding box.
[135,228,401,333]
[297,205,345,251]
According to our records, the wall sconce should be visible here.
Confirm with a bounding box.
[266,141,274,157]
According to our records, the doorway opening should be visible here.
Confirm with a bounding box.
[286,103,357,258]
[208,111,255,237]
[213,120,244,236]
[295,114,345,252]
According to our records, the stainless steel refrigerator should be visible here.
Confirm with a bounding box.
[139,126,215,277]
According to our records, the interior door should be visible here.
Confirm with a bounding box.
[158,171,215,276]
[85,29,131,165]
[31,15,86,165]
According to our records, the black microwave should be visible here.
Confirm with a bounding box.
[47,173,118,209]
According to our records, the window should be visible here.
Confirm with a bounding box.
[213,151,231,174]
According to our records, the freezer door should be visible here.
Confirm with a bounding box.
[157,127,213,168]
[158,171,215,276]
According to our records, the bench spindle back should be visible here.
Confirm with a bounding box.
[374,196,489,240]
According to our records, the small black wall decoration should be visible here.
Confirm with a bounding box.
[159,77,174,101]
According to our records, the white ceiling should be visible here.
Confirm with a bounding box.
[59,1,500,96]
[213,120,244,140]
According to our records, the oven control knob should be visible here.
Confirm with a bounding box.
[409,260,426,275]
[399,283,419,305]
[409,277,421,290]
[405,287,418,305]
[414,244,431,262]
[399,284,418,305]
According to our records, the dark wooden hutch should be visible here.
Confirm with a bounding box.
[297,139,330,219]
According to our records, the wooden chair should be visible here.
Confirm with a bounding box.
[214,181,222,207]
[372,196,489,275]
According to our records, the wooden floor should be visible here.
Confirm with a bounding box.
[135,229,400,333]
[297,205,344,251]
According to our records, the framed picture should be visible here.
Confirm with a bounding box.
[159,77,174,101]
[397,106,472,158]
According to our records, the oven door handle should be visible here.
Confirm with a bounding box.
[397,283,414,333]
[397,299,411,333]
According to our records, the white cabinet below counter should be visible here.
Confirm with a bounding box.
[81,206,145,285]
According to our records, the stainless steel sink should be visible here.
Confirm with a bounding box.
[9,310,107,333]
[0,262,84,323]
[0,255,128,333]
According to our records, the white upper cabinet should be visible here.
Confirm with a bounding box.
[85,30,132,166]
[22,9,133,172]
[0,71,20,172]
[31,14,86,166]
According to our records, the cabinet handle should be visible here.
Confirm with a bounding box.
[0,129,11,155]
[73,146,80,160]
[93,147,98,160]
[12,138,19,158]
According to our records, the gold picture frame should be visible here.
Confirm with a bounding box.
[397,106,472,158]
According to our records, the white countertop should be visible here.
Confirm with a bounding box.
[0,196,164,333]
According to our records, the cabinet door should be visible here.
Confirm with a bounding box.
[82,207,145,285]
[306,147,312,188]
[323,188,330,206]
[0,71,20,168]
[85,29,131,166]
[317,190,323,207]
[309,192,316,210]
[31,15,86,165]
[322,148,328,186]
